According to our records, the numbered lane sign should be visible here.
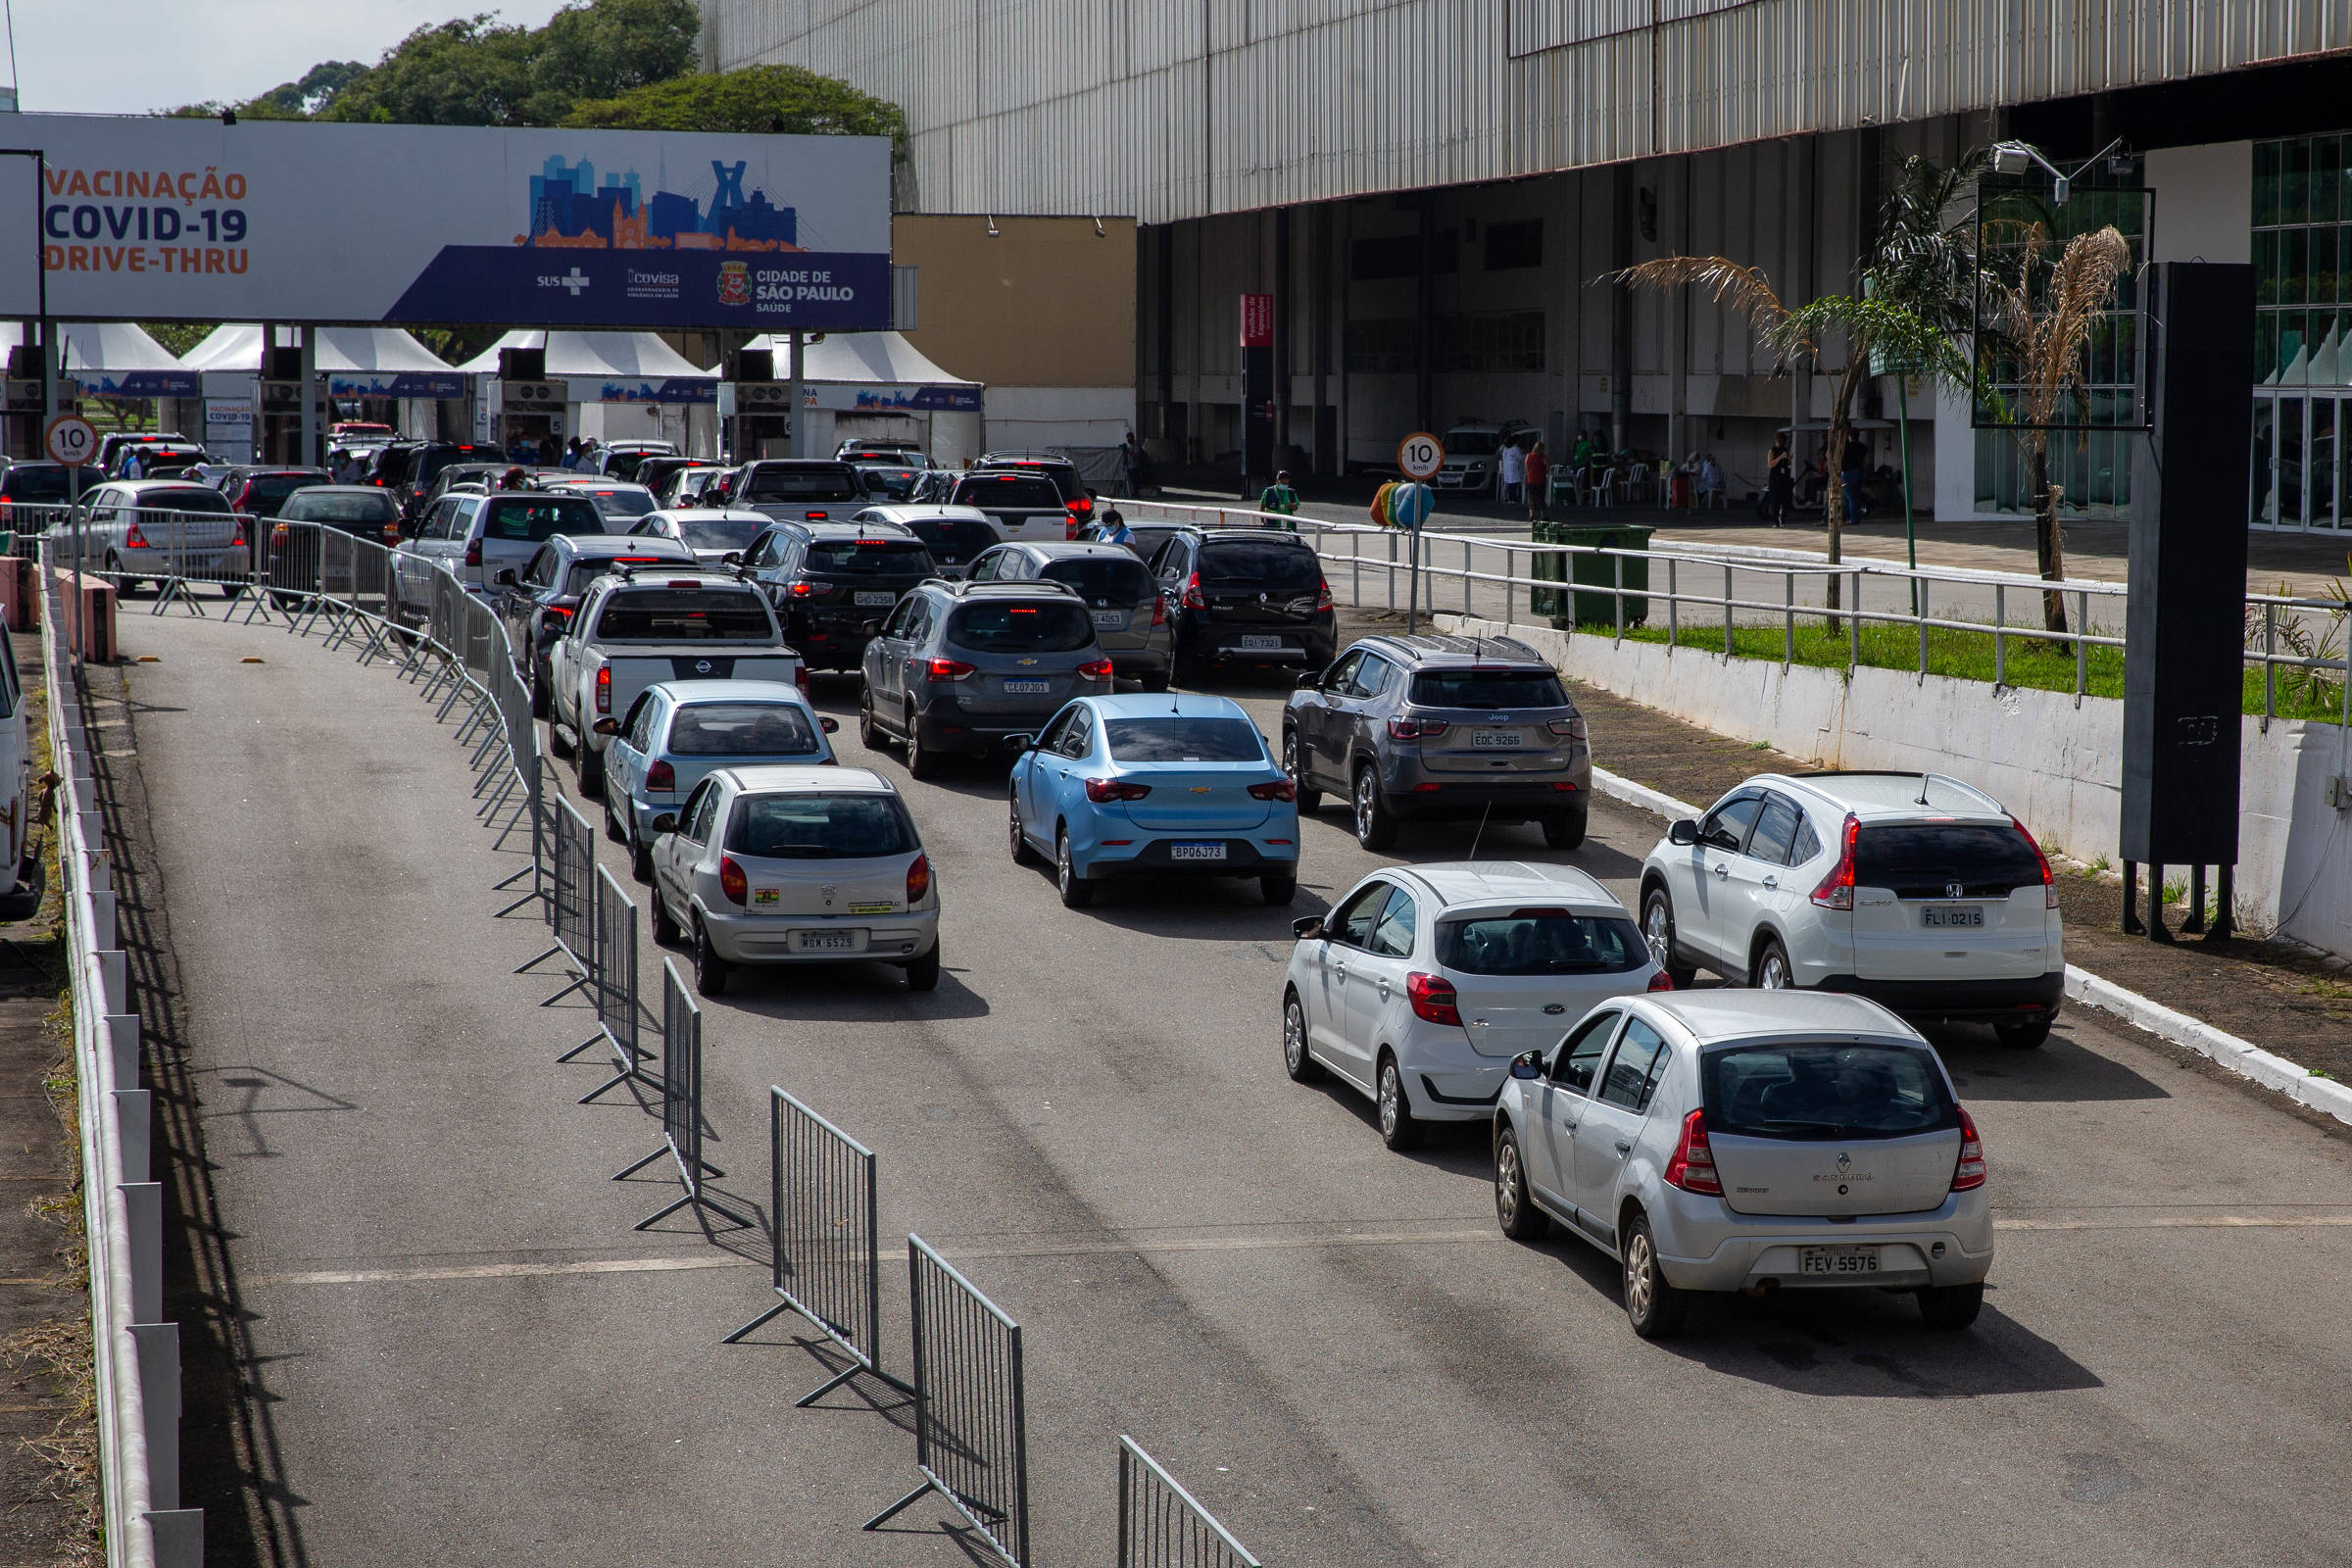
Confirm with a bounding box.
[44,414,97,468]
[1396,431,1445,482]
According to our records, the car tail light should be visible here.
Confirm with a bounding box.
[1181,572,1205,611]
[271,522,290,543]
[1316,576,1333,612]
[925,658,976,681]
[1387,716,1449,741]
[1810,811,1861,910]
[1546,716,1589,740]
[644,759,675,793]
[2011,815,2059,909]
[230,520,245,547]
[1077,657,1114,682]
[1248,778,1297,802]
[1951,1104,1986,1191]
[124,522,148,549]
[465,538,482,568]
[1065,514,1079,540]
[906,853,932,905]
[1405,971,1461,1026]
[1084,777,1152,803]
[594,664,611,714]
[1150,595,1166,626]
[1663,1109,1722,1195]
[540,605,573,629]
[795,664,809,694]
[718,854,748,906]
[805,511,827,520]
[1645,969,1676,992]
[788,581,816,597]
[1071,495,1094,515]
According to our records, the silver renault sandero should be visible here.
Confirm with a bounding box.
[1491,989,1992,1338]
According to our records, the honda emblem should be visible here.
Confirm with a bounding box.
[1946,881,1963,900]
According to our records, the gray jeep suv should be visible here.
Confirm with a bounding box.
[965,539,1174,689]
[1282,633,1592,851]
[859,577,1115,778]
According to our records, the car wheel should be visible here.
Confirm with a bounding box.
[1995,1018,2052,1050]
[651,889,681,946]
[1751,937,1793,990]
[1494,1123,1546,1241]
[1008,788,1041,865]
[1641,889,1697,989]
[1281,990,1320,1083]
[602,788,624,843]
[904,943,942,993]
[629,819,654,884]
[1282,729,1323,815]
[1543,806,1589,851]
[1259,872,1298,906]
[1621,1212,1690,1339]
[549,717,574,760]
[1376,1055,1421,1152]
[1352,766,1398,852]
[530,668,550,719]
[858,689,881,750]
[692,917,728,998]
[1055,827,1095,908]
[905,708,939,780]
[1917,1281,1984,1330]
[575,739,603,800]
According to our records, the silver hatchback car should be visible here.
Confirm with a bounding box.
[1491,990,1992,1338]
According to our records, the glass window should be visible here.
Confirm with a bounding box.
[1701,1041,1955,1140]
[1321,651,1363,693]
[1597,1018,1668,1111]
[741,463,862,502]
[807,539,933,574]
[1330,881,1390,949]
[1354,655,1395,697]
[1102,716,1265,762]
[1551,1011,1619,1093]
[668,514,764,552]
[2256,140,2282,228]
[1197,540,1322,594]
[667,702,820,757]
[1700,794,1764,852]
[625,692,659,751]
[1367,888,1418,958]
[1406,668,1567,709]
[478,496,602,542]
[679,780,717,841]
[591,587,777,642]
[1039,557,1154,603]
[902,516,997,566]
[944,601,1094,653]
[2287,137,2313,226]
[1748,798,1802,864]
[953,473,1064,510]
[1789,814,1824,865]
[1034,706,1077,755]
[1059,707,1096,759]
[279,490,399,526]
[726,792,918,858]
[1436,912,1645,975]
[1852,823,2043,896]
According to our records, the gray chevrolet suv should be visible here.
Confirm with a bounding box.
[1282,634,1592,851]
[965,540,1174,689]
[859,577,1115,778]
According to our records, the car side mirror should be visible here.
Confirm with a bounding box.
[818,716,839,734]
[1292,914,1325,941]
[494,568,518,587]
[591,717,619,736]
[722,551,744,566]
[650,812,677,835]
[1295,671,1321,691]
[1668,818,1700,846]
[1510,1050,1544,1080]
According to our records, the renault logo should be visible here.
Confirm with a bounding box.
[1835,1152,1852,1175]
[1946,881,1964,900]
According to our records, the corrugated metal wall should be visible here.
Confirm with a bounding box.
[709,0,2352,222]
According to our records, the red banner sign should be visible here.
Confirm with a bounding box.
[1240,292,1273,347]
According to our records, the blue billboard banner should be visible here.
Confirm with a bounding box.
[327,371,465,399]
[592,376,716,406]
[5,116,892,331]
[85,369,198,399]
[811,381,984,413]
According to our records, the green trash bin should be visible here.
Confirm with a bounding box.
[1548,523,1651,630]
[1528,518,1566,620]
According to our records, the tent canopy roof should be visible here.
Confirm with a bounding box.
[179,324,457,374]
[747,330,978,388]
[457,330,713,379]
[0,320,189,374]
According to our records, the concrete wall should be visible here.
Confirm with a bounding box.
[1439,612,2352,957]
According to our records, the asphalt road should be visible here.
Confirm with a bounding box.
[119,604,2352,1567]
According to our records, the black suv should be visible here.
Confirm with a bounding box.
[733,519,938,671]
[1151,527,1336,678]
[975,450,1092,527]
[400,442,505,522]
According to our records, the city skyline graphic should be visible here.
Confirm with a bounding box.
[517,154,802,252]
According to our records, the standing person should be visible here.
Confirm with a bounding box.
[1525,440,1551,522]
[562,438,583,472]
[537,432,559,467]
[1120,431,1145,497]
[1839,430,1870,524]
[1259,468,1300,527]
[1497,436,1526,508]
[1765,433,1793,525]
[1570,427,1598,502]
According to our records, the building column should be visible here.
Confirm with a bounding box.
[787,330,806,457]
[299,325,319,470]
[1610,166,1634,452]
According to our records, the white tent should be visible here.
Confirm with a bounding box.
[0,321,195,398]
[743,330,982,412]
[457,329,714,388]
[178,324,463,398]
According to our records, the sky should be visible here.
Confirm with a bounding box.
[10,0,571,116]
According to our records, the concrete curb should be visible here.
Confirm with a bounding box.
[1587,767,2352,1129]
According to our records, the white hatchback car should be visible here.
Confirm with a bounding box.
[649,764,939,997]
[1282,862,1667,1151]
[1637,771,2064,1047]
[1492,990,1993,1338]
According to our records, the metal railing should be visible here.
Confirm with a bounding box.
[1119,1436,1262,1568]
[530,796,597,1007]
[723,1088,913,1405]
[616,958,751,1232]
[865,1236,1032,1568]
[41,543,203,1566]
[1108,495,2352,723]
[566,863,649,1104]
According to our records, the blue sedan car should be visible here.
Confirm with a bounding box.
[597,679,839,879]
[1007,693,1299,908]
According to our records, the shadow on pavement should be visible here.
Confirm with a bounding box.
[1930,1025,2173,1104]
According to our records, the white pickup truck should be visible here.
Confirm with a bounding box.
[549,569,806,797]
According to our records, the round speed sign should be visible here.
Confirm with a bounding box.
[43,415,98,468]
[1396,431,1446,481]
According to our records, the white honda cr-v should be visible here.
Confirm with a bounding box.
[1636,771,2064,1048]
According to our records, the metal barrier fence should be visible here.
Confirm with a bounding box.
[528,796,596,1007]
[723,1088,913,1404]
[40,541,204,1566]
[1108,494,2352,723]
[1119,1436,1261,1568]
[616,958,752,1231]
[865,1236,1032,1568]
[570,863,649,1104]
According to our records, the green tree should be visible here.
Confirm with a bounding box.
[320,15,541,125]
[140,323,215,358]
[523,0,699,122]
[563,63,907,157]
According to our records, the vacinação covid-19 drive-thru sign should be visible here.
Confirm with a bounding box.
[0,114,892,330]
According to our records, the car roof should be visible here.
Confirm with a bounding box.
[288,484,390,497]
[1389,860,1624,913]
[1179,525,1310,542]
[1633,990,1922,1046]
[1080,691,1253,720]
[649,507,768,521]
[1352,632,1552,670]
[858,504,993,522]
[593,566,752,588]
[720,763,894,795]
[747,457,854,468]
[786,518,918,538]
[645,678,811,705]
[114,478,220,492]
[1751,770,2010,822]
[931,577,1081,599]
[995,540,1133,561]
[564,534,695,559]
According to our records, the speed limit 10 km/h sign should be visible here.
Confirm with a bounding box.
[1396,431,1445,482]
[43,415,97,468]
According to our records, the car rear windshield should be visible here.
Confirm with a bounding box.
[563,555,679,594]
[1041,558,1154,603]
[602,451,652,481]
[671,515,765,552]
[1102,716,1265,763]
[1435,912,1646,975]
[1700,1042,1956,1141]
[903,518,996,563]
[954,474,1064,510]
[808,540,934,574]
[1408,668,1569,710]
[946,601,1094,653]
[742,464,861,502]
[593,588,776,641]
[1853,823,2043,897]
[726,793,917,858]
[133,487,231,514]
[417,447,500,484]
[281,492,398,524]
[668,702,820,757]
[983,462,1080,500]
[573,489,655,519]
[1198,540,1323,594]
[478,496,605,542]
[0,466,70,502]
[247,473,328,508]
